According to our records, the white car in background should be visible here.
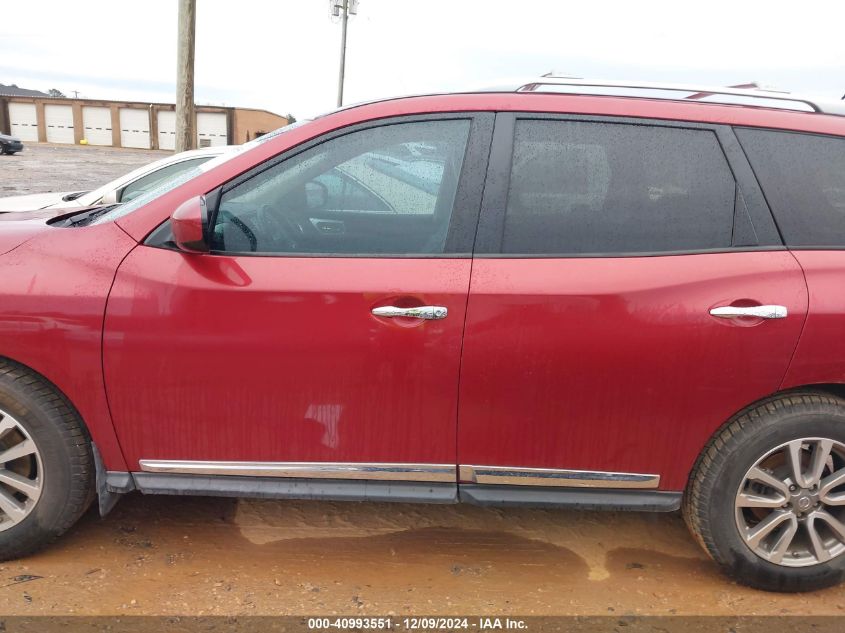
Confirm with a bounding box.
[0,146,237,212]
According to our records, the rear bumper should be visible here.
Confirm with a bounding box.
[1,141,23,152]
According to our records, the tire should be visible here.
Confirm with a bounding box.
[684,392,845,591]
[0,359,95,559]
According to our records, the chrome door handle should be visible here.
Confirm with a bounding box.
[371,305,448,320]
[710,305,787,319]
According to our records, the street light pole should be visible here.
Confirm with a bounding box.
[337,0,349,107]
[333,0,358,107]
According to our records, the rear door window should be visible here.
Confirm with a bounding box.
[501,120,737,254]
[735,128,845,248]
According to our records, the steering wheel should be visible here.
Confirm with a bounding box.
[217,209,258,252]
[257,203,304,251]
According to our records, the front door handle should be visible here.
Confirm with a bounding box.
[371,305,448,320]
[709,305,788,319]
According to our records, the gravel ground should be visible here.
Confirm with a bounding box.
[1,143,844,621]
[0,143,169,197]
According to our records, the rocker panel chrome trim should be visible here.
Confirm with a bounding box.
[459,465,660,489]
[138,460,456,483]
[139,461,659,488]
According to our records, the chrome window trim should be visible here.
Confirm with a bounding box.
[459,465,660,489]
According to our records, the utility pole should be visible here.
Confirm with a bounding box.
[175,0,196,152]
[332,0,358,107]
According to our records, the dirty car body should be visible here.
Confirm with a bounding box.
[3,84,845,591]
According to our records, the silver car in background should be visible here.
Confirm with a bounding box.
[0,146,236,212]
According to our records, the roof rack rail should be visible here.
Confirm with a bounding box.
[509,77,845,117]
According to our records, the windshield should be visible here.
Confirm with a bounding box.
[92,119,312,225]
[76,154,218,207]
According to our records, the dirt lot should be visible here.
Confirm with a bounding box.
[1,144,845,621]
[3,495,845,617]
[0,144,169,197]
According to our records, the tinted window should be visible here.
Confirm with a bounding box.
[120,157,212,203]
[502,120,736,254]
[212,120,471,254]
[736,128,845,247]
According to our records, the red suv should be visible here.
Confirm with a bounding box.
[2,79,845,592]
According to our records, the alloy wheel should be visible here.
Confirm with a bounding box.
[735,438,845,567]
[0,408,43,531]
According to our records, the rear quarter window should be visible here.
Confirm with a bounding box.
[735,128,845,248]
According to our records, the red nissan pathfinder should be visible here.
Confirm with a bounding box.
[2,78,845,592]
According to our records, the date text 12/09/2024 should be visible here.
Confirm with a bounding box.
[307,617,529,630]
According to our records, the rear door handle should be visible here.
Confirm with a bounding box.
[371,306,448,320]
[709,305,788,319]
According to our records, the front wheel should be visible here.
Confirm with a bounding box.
[684,393,845,591]
[0,360,94,559]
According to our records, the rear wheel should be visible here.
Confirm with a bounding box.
[0,360,94,559]
[684,393,845,591]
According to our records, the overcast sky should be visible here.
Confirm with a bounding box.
[3,0,845,120]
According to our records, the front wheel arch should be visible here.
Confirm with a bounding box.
[0,356,96,558]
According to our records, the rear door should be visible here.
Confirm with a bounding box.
[457,114,808,492]
[104,114,493,482]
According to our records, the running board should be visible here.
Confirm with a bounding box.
[128,473,680,512]
[133,472,458,504]
[130,460,672,511]
[459,484,681,512]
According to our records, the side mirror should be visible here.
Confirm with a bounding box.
[100,189,120,205]
[170,195,209,253]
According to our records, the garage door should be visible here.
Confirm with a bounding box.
[8,103,38,142]
[44,104,75,144]
[82,106,113,146]
[119,108,150,149]
[197,112,228,147]
[157,110,176,150]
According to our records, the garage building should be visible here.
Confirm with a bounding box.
[0,85,289,149]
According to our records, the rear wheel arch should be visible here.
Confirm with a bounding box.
[683,387,845,590]
[683,384,845,491]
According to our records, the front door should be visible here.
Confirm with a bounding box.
[104,114,493,482]
[457,115,808,492]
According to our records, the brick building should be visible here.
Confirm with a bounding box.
[0,84,289,150]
